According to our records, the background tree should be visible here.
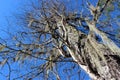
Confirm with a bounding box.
[0,0,120,80]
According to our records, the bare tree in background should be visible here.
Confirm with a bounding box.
[0,0,120,80]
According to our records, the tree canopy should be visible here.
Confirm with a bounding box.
[0,0,120,80]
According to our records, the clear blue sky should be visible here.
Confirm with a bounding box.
[0,0,29,39]
[0,1,27,80]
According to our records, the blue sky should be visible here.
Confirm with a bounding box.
[0,0,21,38]
[0,0,22,26]
[0,0,30,39]
[0,1,27,80]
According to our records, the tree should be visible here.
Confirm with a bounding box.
[0,0,120,80]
